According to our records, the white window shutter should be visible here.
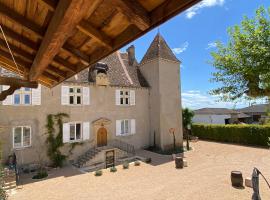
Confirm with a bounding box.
[115,89,120,105]
[130,90,135,105]
[116,120,121,136]
[61,86,69,105]
[32,85,41,105]
[83,87,90,105]
[131,119,136,135]
[2,85,13,105]
[62,123,70,143]
[83,122,90,140]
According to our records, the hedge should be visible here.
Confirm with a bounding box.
[192,124,270,147]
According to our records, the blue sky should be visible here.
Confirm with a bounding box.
[122,0,270,110]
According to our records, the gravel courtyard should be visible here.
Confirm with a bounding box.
[10,141,270,200]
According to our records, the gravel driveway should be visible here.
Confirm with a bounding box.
[10,141,270,200]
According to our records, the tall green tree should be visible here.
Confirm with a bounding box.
[182,108,194,129]
[210,7,270,101]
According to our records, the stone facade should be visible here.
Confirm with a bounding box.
[0,34,183,166]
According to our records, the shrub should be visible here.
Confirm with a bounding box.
[32,170,48,179]
[192,124,270,147]
[134,161,140,166]
[110,166,117,173]
[145,158,152,163]
[95,170,102,176]
[122,162,129,169]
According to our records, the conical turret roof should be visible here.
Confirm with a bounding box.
[140,33,179,64]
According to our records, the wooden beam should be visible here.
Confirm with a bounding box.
[0,77,38,88]
[0,26,81,73]
[0,49,59,82]
[0,38,35,62]
[53,56,77,73]
[62,43,90,64]
[110,0,150,30]
[0,85,20,101]
[0,2,90,66]
[29,0,94,81]
[0,24,39,51]
[36,0,58,11]
[77,20,113,49]
[150,0,202,25]
[0,2,45,38]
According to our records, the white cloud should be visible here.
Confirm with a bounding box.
[206,42,217,49]
[185,0,225,19]
[172,42,189,54]
[181,90,255,110]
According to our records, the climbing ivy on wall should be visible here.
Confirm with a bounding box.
[45,113,69,168]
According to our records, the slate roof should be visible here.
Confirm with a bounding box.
[140,33,180,64]
[237,104,270,114]
[66,51,149,88]
[194,108,239,115]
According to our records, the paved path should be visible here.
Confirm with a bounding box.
[10,141,270,200]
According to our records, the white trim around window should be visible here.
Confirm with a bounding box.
[12,126,31,149]
[116,119,136,136]
[115,89,135,106]
[62,121,90,143]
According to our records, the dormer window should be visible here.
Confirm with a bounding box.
[69,87,82,105]
[120,90,130,105]
[115,89,135,106]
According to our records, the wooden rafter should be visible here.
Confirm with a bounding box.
[0,1,90,66]
[77,20,113,50]
[29,0,94,81]
[0,48,59,83]
[0,77,38,101]
[0,2,45,38]
[0,0,201,87]
[110,0,150,31]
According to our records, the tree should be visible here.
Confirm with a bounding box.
[210,7,270,101]
[182,108,194,129]
[182,108,194,151]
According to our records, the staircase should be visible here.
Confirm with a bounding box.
[73,147,101,168]
[73,139,135,168]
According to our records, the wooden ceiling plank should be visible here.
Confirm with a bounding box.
[53,56,77,73]
[36,0,58,11]
[42,71,59,82]
[150,0,201,25]
[77,20,113,50]
[0,24,39,51]
[0,38,35,61]
[62,43,90,64]
[110,0,150,30]
[29,0,94,81]
[46,65,66,78]
[0,2,45,38]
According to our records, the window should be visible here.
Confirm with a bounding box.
[13,88,31,105]
[69,87,82,105]
[116,89,135,106]
[120,120,130,135]
[69,123,82,142]
[120,90,130,105]
[13,126,31,149]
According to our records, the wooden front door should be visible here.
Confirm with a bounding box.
[97,127,107,147]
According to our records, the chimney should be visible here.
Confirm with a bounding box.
[127,45,135,66]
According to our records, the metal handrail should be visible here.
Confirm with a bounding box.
[108,139,135,156]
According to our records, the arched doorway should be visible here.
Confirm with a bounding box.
[97,127,107,147]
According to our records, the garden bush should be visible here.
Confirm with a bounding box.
[192,124,270,147]
[94,170,103,176]
[122,162,129,169]
[134,161,140,166]
[110,166,117,173]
